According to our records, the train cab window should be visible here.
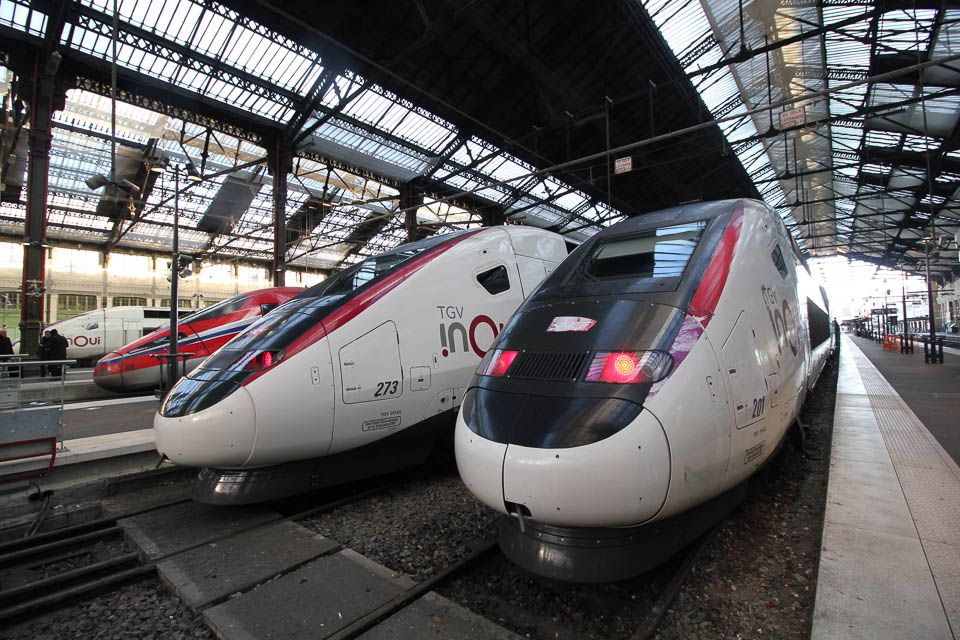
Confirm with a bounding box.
[771,245,789,279]
[141,332,190,347]
[260,303,279,315]
[578,221,706,282]
[476,266,510,295]
[181,297,245,323]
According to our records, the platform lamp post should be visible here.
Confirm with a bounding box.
[152,158,203,390]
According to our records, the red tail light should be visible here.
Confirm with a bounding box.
[477,349,519,377]
[584,350,673,384]
[242,350,284,371]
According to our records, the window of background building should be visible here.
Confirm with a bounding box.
[113,296,148,307]
[107,253,151,277]
[1,292,21,336]
[51,247,100,274]
[160,298,196,309]
[57,294,98,320]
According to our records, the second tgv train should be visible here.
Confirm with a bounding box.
[154,226,568,504]
[456,199,834,582]
[92,288,302,391]
[13,306,193,365]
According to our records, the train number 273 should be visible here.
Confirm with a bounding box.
[751,396,766,418]
[374,380,399,397]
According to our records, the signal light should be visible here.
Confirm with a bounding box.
[242,350,284,371]
[584,350,673,384]
[477,349,519,377]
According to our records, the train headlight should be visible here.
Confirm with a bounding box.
[477,349,519,377]
[584,350,673,384]
[241,350,284,372]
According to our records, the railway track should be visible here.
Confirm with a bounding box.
[0,475,410,623]
[2,464,736,639]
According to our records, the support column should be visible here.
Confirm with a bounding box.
[400,179,424,243]
[19,54,62,353]
[269,138,293,286]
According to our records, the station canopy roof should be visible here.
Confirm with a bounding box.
[0,0,957,279]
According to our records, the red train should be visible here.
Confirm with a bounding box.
[93,287,302,391]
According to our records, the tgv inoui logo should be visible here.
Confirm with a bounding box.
[437,305,502,358]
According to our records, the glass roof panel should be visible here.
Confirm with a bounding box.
[0,0,47,36]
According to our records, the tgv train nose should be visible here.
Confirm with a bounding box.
[456,399,671,528]
[92,353,125,391]
[154,384,256,467]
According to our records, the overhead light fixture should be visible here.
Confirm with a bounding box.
[118,178,140,194]
[85,174,110,190]
[186,161,203,182]
[150,155,169,173]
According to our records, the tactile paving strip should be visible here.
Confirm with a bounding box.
[847,340,960,636]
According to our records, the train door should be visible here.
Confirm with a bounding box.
[515,256,548,297]
[721,312,768,430]
[721,311,774,481]
[338,320,403,405]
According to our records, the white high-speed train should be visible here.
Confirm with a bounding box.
[154,226,568,504]
[455,199,833,582]
[14,306,191,365]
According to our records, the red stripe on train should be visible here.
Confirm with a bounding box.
[243,229,485,386]
[688,204,744,328]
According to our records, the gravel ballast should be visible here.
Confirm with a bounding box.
[0,578,212,640]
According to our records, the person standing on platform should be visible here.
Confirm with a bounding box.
[38,329,52,377]
[48,329,68,377]
[0,329,12,379]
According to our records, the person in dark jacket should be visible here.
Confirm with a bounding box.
[38,329,52,377]
[47,329,68,377]
[0,329,12,379]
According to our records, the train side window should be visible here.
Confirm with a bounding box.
[477,265,510,295]
[771,245,788,279]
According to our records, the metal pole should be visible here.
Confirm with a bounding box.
[167,168,179,390]
[902,286,908,337]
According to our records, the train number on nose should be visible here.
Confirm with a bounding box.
[374,380,400,397]
[751,396,766,419]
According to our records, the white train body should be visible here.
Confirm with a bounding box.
[18,306,186,363]
[455,199,833,581]
[153,226,567,503]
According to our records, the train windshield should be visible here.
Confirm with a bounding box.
[580,222,706,281]
[180,295,247,324]
[543,221,708,296]
[296,230,469,302]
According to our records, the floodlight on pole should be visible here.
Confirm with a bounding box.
[186,161,203,182]
[85,174,110,190]
[150,155,169,174]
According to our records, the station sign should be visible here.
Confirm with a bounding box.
[614,156,632,174]
[779,106,806,130]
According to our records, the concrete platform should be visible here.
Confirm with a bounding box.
[850,334,960,465]
[812,335,960,640]
[158,520,339,611]
[119,500,279,560]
